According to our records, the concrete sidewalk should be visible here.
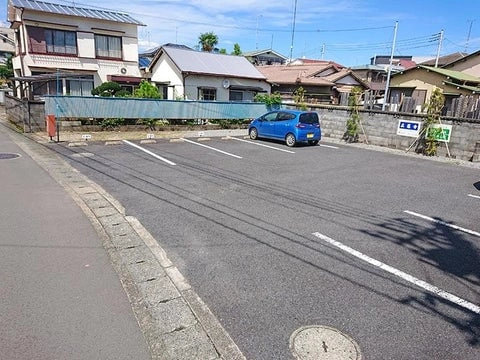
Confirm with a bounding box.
[0,109,244,359]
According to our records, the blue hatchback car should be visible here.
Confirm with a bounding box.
[248,109,321,147]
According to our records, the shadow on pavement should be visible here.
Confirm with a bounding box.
[474,181,480,191]
[361,215,480,347]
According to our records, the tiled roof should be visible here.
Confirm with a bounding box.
[9,0,144,25]
[419,52,468,67]
[256,64,334,85]
[442,49,480,67]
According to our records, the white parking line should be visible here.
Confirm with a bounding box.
[122,140,176,165]
[180,138,243,159]
[320,144,339,149]
[468,194,480,199]
[404,210,480,237]
[312,232,480,314]
[228,137,295,153]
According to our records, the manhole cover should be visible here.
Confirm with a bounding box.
[290,325,362,360]
[0,153,21,160]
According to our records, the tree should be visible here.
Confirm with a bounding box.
[0,55,14,86]
[343,87,363,143]
[91,81,123,97]
[418,87,445,156]
[219,48,227,54]
[198,32,218,52]
[231,43,242,56]
[293,86,307,110]
[133,80,161,99]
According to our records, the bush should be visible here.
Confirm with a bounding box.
[254,92,282,108]
[133,80,161,99]
[99,118,124,130]
[136,118,162,130]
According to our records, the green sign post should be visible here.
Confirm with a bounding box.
[428,124,452,142]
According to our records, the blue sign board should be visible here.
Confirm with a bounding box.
[397,120,422,137]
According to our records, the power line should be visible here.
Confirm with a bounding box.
[303,33,441,54]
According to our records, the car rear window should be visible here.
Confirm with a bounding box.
[299,112,319,124]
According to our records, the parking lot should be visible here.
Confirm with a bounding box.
[49,136,480,359]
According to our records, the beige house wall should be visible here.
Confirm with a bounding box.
[446,55,480,77]
[389,68,475,101]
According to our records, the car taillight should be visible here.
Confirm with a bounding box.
[296,123,306,128]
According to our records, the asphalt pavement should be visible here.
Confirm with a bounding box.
[2,106,479,360]
[0,106,244,360]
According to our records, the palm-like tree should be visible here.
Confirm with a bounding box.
[198,32,218,52]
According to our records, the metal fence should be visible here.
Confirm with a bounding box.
[44,96,269,120]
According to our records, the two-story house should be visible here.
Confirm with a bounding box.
[7,0,144,99]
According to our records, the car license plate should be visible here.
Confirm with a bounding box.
[307,133,314,138]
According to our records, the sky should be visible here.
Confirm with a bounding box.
[1,0,480,67]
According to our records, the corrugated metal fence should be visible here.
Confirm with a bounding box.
[44,96,269,119]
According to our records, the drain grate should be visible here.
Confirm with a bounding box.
[0,153,21,160]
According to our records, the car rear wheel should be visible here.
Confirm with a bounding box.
[285,133,296,147]
[249,127,258,140]
[308,140,319,146]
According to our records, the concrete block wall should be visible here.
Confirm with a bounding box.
[5,95,45,132]
[302,104,480,162]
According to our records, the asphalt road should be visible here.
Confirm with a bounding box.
[48,136,480,359]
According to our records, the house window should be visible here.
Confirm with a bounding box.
[95,34,122,59]
[66,76,94,96]
[229,90,243,101]
[27,26,77,55]
[199,87,216,101]
[32,79,57,97]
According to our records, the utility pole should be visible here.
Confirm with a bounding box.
[465,20,474,53]
[382,21,398,111]
[289,0,298,62]
[255,15,262,50]
[434,30,444,68]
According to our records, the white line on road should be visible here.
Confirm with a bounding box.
[181,138,243,159]
[312,232,480,314]
[227,137,295,153]
[404,210,480,237]
[122,140,176,165]
[468,194,480,199]
[320,144,339,149]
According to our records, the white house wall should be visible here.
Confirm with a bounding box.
[13,9,141,85]
[185,75,269,101]
[150,55,184,100]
